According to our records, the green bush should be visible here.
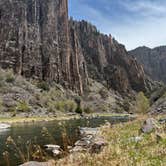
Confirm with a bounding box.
[75,106,83,114]
[84,107,93,114]
[5,71,15,83]
[135,92,150,114]
[48,100,77,112]
[0,98,3,112]
[16,101,31,112]
[37,81,50,91]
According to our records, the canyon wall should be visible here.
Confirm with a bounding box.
[69,20,147,93]
[129,46,166,83]
[0,0,88,94]
[0,0,147,95]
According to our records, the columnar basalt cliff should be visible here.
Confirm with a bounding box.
[0,0,88,94]
[69,20,147,93]
[0,0,147,95]
[129,46,166,83]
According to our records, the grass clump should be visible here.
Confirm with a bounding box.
[16,101,31,112]
[5,70,15,83]
[37,81,50,91]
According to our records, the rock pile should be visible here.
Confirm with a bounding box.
[71,127,107,153]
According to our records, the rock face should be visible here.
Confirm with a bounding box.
[69,20,147,93]
[0,0,147,95]
[129,46,166,83]
[0,0,87,95]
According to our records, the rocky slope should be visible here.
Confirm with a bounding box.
[0,0,148,96]
[129,46,166,83]
[0,68,124,116]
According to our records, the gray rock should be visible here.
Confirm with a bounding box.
[80,127,98,136]
[19,160,55,166]
[141,118,159,133]
[44,144,60,151]
[129,136,143,143]
[44,144,62,157]
[70,146,86,153]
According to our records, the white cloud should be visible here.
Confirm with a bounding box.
[69,0,166,50]
[120,0,166,17]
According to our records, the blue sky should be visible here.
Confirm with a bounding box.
[68,0,166,50]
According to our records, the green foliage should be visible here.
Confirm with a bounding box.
[75,106,83,114]
[37,81,50,91]
[74,96,82,106]
[0,97,3,112]
[123,99,131,112]
[5,71,15,83]
[84,107,93,114]
[48,100,77,112]
[135,92,150,114]
[16,101,31,112]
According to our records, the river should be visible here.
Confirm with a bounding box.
[0,115,134,166]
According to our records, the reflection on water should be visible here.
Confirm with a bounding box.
[0,116,133,166]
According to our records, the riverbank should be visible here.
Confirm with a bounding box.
[57,115,166,166]
[0,113,134,124]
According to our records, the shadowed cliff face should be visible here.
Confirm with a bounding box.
[0,0,88,94]
[129,46,166,83]
[0,0,147,95]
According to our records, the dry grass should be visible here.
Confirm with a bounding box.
[56,116,166,166]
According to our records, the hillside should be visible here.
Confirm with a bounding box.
[129,46,166,83]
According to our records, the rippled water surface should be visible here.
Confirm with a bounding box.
[0,116,133,166]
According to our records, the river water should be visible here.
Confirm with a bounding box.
[0,115,133,166]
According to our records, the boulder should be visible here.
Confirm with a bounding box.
[44,144,62,157]
[71,127,107,154]
[89,139,107,153]
[20,160,55,166]
[141,118,159,133]
[80,127,98,136]
[52,149,61,157]
[44,145,60,151]
[70,146,87,153]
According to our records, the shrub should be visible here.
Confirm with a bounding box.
[48,100,77,112]
[0,97,3,112]
[75,106,83,114]
[37,81,50,91]
[84,107,93,114]
[16,101,31,112]
[135,92,150,114]
[5,71,15,83]
[74,96,81,106]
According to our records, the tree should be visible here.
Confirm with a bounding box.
[136,92,150,114]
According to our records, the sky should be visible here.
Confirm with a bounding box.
[68,0,166,50]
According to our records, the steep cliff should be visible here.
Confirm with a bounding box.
[0,0,147,95]
[69,20,147,93]
[0,0,87,94]
[129,46,166,83]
